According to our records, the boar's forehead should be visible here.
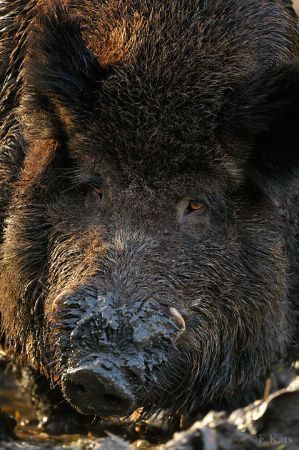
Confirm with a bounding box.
[73,65,238,183]
[68,0,297,182]
[76,0,296,69]
[73,103,236,186]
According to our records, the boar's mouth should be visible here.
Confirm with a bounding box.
[53,291,185,417]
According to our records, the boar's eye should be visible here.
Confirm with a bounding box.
[84,185,103,209]
[177,197,208,224]
[185,199,207,216]
[91,186,103,199]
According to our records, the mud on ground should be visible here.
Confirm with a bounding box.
[0,355,299,450]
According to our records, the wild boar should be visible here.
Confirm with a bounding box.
[0,0,298,427]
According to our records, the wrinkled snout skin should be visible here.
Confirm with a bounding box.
[56,292,184,416]
[0,0,298,420]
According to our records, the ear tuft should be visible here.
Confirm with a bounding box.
[22,2,102,141]
[219,64,299,199]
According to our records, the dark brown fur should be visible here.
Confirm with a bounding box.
[0,0,298,422]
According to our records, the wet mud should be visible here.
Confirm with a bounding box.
[1,359,299,450]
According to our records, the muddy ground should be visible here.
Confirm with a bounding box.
[1,354,299,450]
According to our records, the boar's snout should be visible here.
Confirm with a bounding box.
[58,293,186,416]
[62,365,135,417]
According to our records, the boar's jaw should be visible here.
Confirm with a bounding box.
[50,291,184,417]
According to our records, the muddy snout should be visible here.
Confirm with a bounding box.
[59,294,186,417]
[63,364,134,416]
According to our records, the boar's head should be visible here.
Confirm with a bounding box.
[0,2,298,418]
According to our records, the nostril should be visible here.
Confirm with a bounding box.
[73,382,86,395]
[63,368,135,417]
[103,393,123,404]
[65,380,87,400]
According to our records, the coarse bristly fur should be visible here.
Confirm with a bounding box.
[0,0,298,427]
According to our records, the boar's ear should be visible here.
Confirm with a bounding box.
[219,64,299,200]
[22,3,102,142]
